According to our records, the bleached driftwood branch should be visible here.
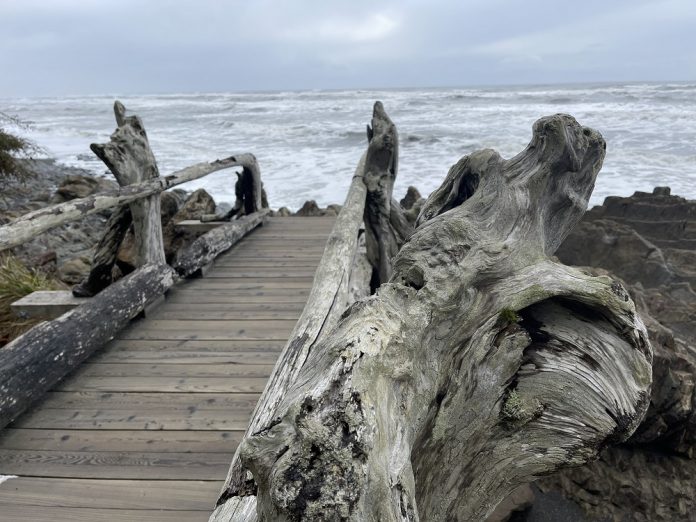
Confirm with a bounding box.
[211,114,652,521]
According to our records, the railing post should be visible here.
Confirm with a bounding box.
[91,101,166,266]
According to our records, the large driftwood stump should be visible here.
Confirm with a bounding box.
[212,114,652,521]
[363,102,412,288]
[91,101,166,266]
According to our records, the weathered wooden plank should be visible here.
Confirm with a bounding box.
[38,391,261,410]
[123,319,297,330]
[182,281,313,290]
[12,408,254,431]
[0,477,220,510]
[73,362,273,378]
[146,310,302,321]
[201,272,317,279]
[0,428,243,453]
[91,350,281,365]
[164,289,311,299]
[0,505,210,522]
[164,294,310,305]
[103,339,285,352]
[0,449,233,480]
[55,376,268,393]
[0,264,176,430]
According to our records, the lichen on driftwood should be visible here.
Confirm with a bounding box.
[212,113,652,522]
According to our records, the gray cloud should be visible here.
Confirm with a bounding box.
[0,0,694,97]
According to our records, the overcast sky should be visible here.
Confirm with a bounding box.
[1,0,694,97]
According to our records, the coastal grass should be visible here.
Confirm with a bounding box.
[0,255,66,345]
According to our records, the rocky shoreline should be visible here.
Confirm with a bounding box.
[1,160,696,521]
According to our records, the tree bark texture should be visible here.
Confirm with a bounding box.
[173,210,269,278]
[210,153,368,522]
[0,153,259,251]
[0,263,175,430]
[90,101,166,266]
[363,102,413,288]
[212,114,653,521]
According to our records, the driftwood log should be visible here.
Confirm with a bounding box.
[0,263,175,430]
[210,153,369,522]
[173,210,269,278]
[363,102,412,288]
[211,114,652,521]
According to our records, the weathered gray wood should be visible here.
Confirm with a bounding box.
[73,204,132,297]
[363,101,413,288]
[212,114,653,521]
[212,152,368,518]
[174,210,269,278]
[11,290,83,319]
[0,154,260,251]
[0,263,175,430]
[90,101,165,266]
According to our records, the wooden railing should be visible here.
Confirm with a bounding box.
[0,101,269,430]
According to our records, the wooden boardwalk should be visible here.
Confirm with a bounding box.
[0,216,335,521]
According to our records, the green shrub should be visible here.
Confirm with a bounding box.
[0,112,41,183]
[0,255,65,345]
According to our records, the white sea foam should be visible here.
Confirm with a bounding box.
[3,82,696,209]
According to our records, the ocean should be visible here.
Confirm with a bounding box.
[2,82,696,209]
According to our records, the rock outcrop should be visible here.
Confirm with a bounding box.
[533,187,696,522]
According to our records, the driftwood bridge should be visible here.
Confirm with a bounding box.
[0,102,653,521]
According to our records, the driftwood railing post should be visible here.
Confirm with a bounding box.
[91,101,166,266]
[211,113,653,521]
[363,101,412,288]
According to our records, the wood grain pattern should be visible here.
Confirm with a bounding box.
[0,217,332,519]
